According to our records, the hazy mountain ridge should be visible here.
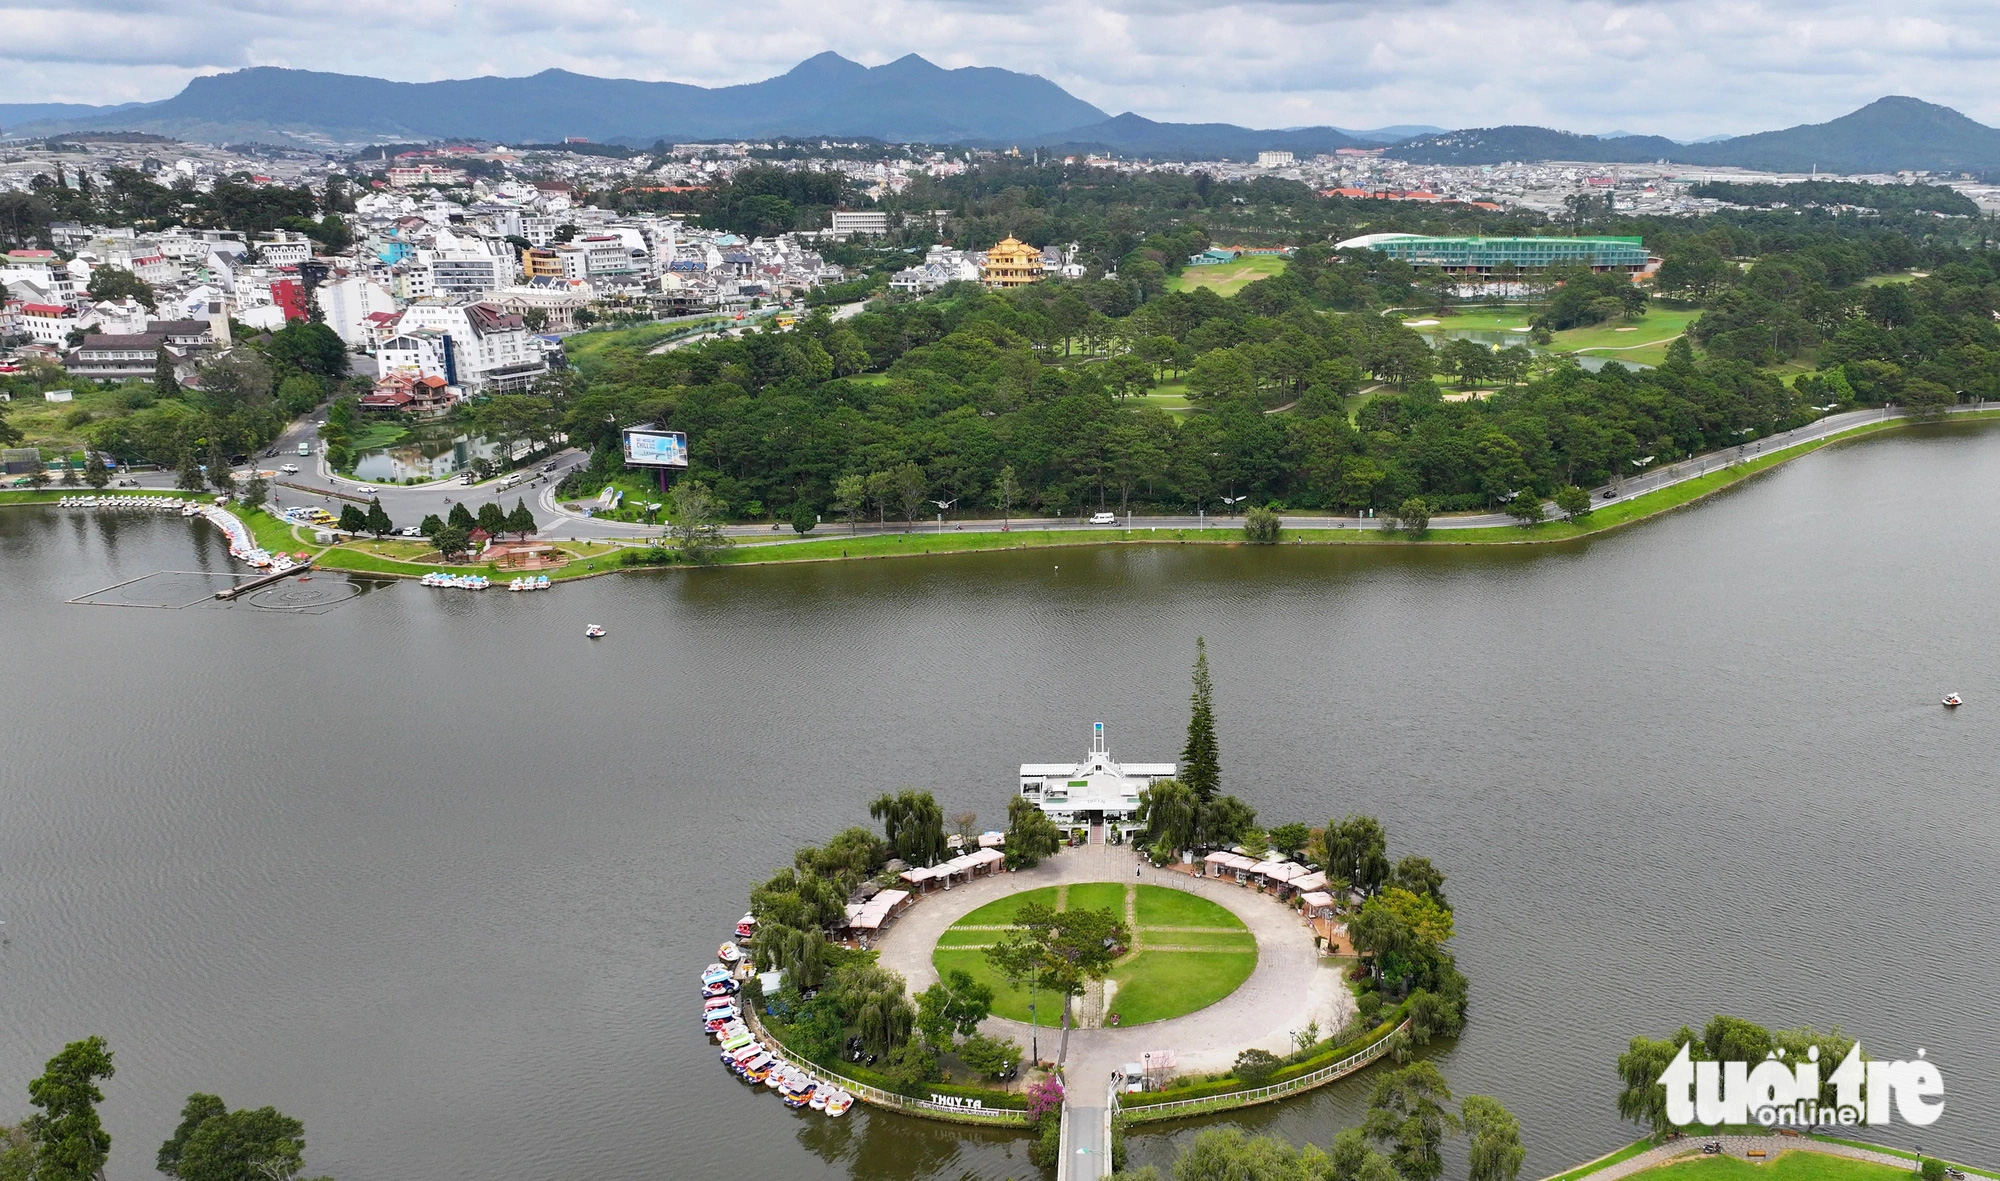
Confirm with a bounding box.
[1385,98,2000,174]
[7,61,2000,176]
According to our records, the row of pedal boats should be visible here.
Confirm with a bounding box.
[418,573,554,591]
[57,496,190,511]
[702,961,852,1117]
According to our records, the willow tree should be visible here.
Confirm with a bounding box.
[870,790,947,866]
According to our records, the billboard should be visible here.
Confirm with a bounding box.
[622,427,688,469]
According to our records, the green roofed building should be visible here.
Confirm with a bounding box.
[1334,233,1652,274]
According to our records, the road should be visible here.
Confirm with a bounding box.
[117,401,1988,545]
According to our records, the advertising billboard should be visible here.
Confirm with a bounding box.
[622,427,689,469]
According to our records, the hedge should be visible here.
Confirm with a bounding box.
[1120,1003,1408,1109]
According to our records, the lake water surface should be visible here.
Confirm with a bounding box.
[4,423,1998,1181]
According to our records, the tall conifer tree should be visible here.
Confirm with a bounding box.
[1181,636,1220,802]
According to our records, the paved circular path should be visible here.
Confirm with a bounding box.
[874,841,1354,1102]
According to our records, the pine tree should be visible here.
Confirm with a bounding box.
[1181,636,1220,803]
[505,498,536,538]
[364,498,392,538]
[84,450,110,489]
[476,501,507,537]
[338,503,368,534]
[153,348,179,396]
[176,451,205,491]
[447,501,475,531]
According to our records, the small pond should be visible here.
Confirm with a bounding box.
[350,430,506,482]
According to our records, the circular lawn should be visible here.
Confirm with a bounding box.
[929,882,1257,1027]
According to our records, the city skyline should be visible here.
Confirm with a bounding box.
[6,0,2000,142]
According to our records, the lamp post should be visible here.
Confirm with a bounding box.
[932,497,957,534]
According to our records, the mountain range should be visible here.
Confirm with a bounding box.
[6,56,2000,175]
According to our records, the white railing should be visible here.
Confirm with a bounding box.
[1115,1019,1411,1120]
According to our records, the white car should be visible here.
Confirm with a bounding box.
[280,463,299,474]
[1089,511,1117,525]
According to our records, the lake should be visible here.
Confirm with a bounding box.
[4,422,1998,1181]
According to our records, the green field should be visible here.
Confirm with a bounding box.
[1560,308,1701,364]
[951,886,1059,927]
[1401,310,1537,333]
[935,883,1257,1025]
[1,384,143,450]
[1633,1150,1924,1181]
[1167,255,1289,296]
[1134,886,1245,929]
[1105,950,1258,1025]
[1063,882,1130,913]
[1141,930,1258,951]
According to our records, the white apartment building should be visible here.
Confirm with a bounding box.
[428,252,508,299]
[830,209,889,238]
[392,300,548,394]
[1256,150,1297,168]
[314,276,400,347]
[254,232,313,267]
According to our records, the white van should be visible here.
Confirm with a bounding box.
[297,442,311,456]
[497,472,527,491]
[1090,511,1117,525]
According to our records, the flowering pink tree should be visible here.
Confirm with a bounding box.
[1026,1076,1065,1123]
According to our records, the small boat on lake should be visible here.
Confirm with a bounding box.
[716,941,741,964]
[1944,692,1963,707]
[585,624,606,638]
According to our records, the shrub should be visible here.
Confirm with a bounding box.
[1233,1048,1281,1085]
[1243,505,1281,544]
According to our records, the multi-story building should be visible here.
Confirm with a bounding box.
[1016,724,1175,840]
[1334,233,1653,274]
[19,303,79,346]
[1256,150,1297,168]
[521,248,566,281]
[386,164,467,188]
[314,276,400,347]
[392,300,548,394]
[830,209,889,238]
[428,253,508,299]
[979,237,1044,288]
[254,232,313,267]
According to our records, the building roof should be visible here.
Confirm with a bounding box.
[77,334,163,350]
[20,304,69,316]
[146,319,209,336]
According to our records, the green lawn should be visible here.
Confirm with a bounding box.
[1636,1151,1919,1181]
[931,948,1052,1023]
[1560,308,1702,363]
[1063,882,1130,914]
[1105,950,1258,1025]
[950,886,1059,928]
[1133,885,1245,929]
[935,928,1005,948]
[1140,930,1258,951]
[1167,255,1288,296]
[1541,1139,1655,1181]
[1402,309,1536,333]
[935,882,1259,1025]
[1858,271,1925,286]
[2,383,145,450]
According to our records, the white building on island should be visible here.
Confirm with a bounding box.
[1018,723,1175,838]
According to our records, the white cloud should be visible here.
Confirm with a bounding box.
[4,0,2000,138]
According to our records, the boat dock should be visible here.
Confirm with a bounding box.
[215,561,313,600]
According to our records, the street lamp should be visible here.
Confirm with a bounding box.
[932,497,957,534]
[1220,494,1249,515]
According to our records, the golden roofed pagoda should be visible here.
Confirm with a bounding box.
[979,236,1044,289]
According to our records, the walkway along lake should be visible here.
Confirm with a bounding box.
[4,421,2000,1181]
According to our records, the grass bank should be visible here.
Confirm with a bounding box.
[1539,1139,1654,1181]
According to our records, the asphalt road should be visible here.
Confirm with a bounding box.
[114,401,1986,544]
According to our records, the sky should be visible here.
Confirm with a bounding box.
[6,0,2000,138]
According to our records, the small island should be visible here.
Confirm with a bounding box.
[707,640,1469,1176]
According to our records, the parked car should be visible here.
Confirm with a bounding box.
[1090,511,1117,525]
[398,526,422,537]
[280,463,299,474]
